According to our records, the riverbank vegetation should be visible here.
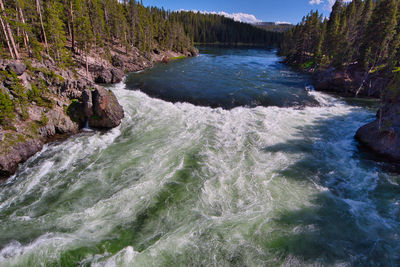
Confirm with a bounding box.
[280,0,400,161]
[280,0,400,94]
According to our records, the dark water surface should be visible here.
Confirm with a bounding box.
[0,47,399,266]
[126,46,318,108]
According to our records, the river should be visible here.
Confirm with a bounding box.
[0,46,399,266]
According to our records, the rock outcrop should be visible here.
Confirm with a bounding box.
[78,87,124,128]
[312,66,388,98]
[355,121,400,160]
[355,74,400,161]
[89,87,124,128]
[0,138,43,177]
[0,43,198,180]
[0,59,123,179]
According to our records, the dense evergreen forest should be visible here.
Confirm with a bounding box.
[171,11,282,45]
[0,1,282,64]
[0,0,195,63]
[280,0,400,91]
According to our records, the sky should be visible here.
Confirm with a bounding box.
[141,0,339,24]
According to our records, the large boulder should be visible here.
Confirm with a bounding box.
[95,69,113,84]
[355,121,400,161]
[94,68,124,84]
[0,138,43,177]
[88,86,124,128]
[112,55,124,68]
[6,61,26,76]
[355,73,400,161]
[111,68,124,83]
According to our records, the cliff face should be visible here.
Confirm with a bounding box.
[0,44,197,180]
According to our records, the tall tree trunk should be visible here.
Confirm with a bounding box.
[35,0,49,56]
[0,13,14,58]
[85,43,89,77]
[18,7,31,57]
[15,7,20,39]
[0,0,19,59]
[69,0,75,52]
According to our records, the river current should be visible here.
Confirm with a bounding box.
[0,47,399,266]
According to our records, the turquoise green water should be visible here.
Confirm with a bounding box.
[0,48,399,266]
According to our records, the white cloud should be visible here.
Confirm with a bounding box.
[309,0,351,11]
[179,10,262,23]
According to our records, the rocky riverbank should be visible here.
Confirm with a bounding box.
[355,73,400,161]
[306,65,400,161]
[0,45,198,180]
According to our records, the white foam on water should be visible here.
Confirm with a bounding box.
[0,80,398,266]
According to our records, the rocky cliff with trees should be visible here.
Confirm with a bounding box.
[0,0,202,179]
[280,0,400,161]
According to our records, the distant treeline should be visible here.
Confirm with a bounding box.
[280,0,400,77]
[170,11,283,46]
[253,22,294,33]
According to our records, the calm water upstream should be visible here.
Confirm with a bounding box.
[0,47,399,266]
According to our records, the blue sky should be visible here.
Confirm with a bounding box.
[141,0,337,24]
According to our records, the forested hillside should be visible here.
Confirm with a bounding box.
[280,0,400,88]
[280,0,400,161]
[0,0,194,63]
[171,11,282,46]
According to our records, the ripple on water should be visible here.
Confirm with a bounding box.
[0,48,399,266]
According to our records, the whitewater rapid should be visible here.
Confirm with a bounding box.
[0,81,399,266]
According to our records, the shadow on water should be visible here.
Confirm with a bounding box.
[262,112,400,265]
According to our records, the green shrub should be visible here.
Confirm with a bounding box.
[302,60,315,69]
[170,56,186,60]
[27,84,53,109]
[0,91,14,124]
[38,112,49,126]
[1,70,28,102]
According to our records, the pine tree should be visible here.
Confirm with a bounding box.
[324,0,343,62]
[45,1,68,62]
